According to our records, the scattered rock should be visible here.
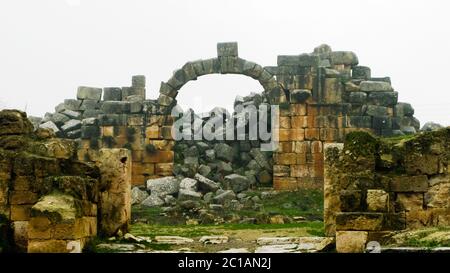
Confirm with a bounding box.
[199,236,229,244]
[131,187,149,205]
[154,236,194,245]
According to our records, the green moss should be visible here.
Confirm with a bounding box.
[344,131,379,157]
[279,102,290,110]
[102,136,115,148]
[126,127,136,142]
[145,144,157,154]
[123,143,133,150]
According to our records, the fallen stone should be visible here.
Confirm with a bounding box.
[154,236,194,245]
[141,194,164,207]
[214,143,234,162]
[199,236,229,244]
[213,190,236,204]
[255,244,299,253]
[194,173,220,192]
[179,178,198,191]
[61,119,82,132]
[421,121,443,132]
[77,86,102,101]
[146,176,179,197]
[39,121,60,134]
[224,174,250,193]
[178,189,202,201]
[218,248,250,253]
[131,187,149,205]
[61,110,81,119]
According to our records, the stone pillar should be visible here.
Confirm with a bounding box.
[323,143,344,237]
[96,148,131,236]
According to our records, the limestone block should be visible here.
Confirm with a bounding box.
[39,121,60,135]
[336,231,368,253]
[9,191,38,205]
[323,78,343,103]
[64,99,82,111]
[394,102,414,117]
[367,91,398,106]
[352,66,371,80]
[425,177,450,208]
[103,87,122,101]
[335,212,384,231]
[101,101,131,114]
[360,81,393,92]
[155,163,173,176]
[404,154,439,176]
[396,193,424,212]
[96,149,131,236]
[77,86,102,101]
[132,75,146,88]
[365,105,389,116]
[10,205,32,221]
[366,189,389,212]
[349,92,367,104]
[390,175,428,192]
[12,221,28,252]
[61,119,82,132]
[305,128,320,140]
[339,190,362,212]
[217,42,238,57]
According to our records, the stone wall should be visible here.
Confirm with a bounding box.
[33,42,420,191]
[323,129,450,252]
[0,110,131,252]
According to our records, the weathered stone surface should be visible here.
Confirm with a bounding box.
[146,176,179,197]
[213,190,236,204]
[339,190,362,212]
[336,231,368,253]
[154,236,194,245]
[335,212,384,231]
[360,81,393,92]
[141,194,164,207]
[61,119,82,132]
[395,102,414,117]
[290,89,311,103]
[96,149,131,236]
[348,92,367,104]
[103,87,122,101]
[39,121,60,134]
[131,187,149,205]
[366,189,389,212]
[224,174,250,193]
[217,42,238,57]
[178,189,202,201]
[425,177,450,208]
[396,193,424,211]
[179,178,198,191]
[365,105,389,116]
[390,175,428,192]
[421,122,443,132]
[64,99,82,111]
[330,51,358,65]
[61,110,81,119]
[77,86,102,101]
[51,113,70,126]
[101,101,131,114]
[352,66,371,80]
[194,173,220,192]
[367,91,398,106]
[214,143,234,162]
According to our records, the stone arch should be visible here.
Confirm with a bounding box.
[157,42,286,111]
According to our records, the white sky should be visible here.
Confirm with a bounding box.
[0,0,449,126]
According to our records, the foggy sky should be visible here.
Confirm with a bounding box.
[0,0,449,126]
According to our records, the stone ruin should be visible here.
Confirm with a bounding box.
[324,129,450,252]
[0,110,131,252]
[30,42,420,192]
[2,42,444,253]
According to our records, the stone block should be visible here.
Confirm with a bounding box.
[77,86,102,101]
[290,164,309,178]
[339,190,362,211]
[323,78,343,103]
[396,193,424,211]
[81,126,100,139]
[394,102,414,117]
[352,66,371,80]
[330,51,358,66]
[61,110,81,119]
[360,81,393,92]
[28,239,76,253]
[290,89,311,103]
[365,105,389,116]
[367,91,398,106]
[28,216,52,239]
[348,116,372,128]
[217,42,238,57]
[132,75,146,88]
[366,189,389,212]
[12,221,29,251]
[289,104,307,116]
[305,128,320,140]
[348,92,367,104]
[290,116,307,128]
[372,116,392,130]
[103,87,122,101]
[273,177,298,190]
[390,175,428,192]
[101,101,131,114]
[143,151,174,163]
[9,190,38,205]
[336,212,385,231]
[61,119,82,132]
[404,154,438,176]
[10,205,32,221]
[64,99,82,111]
[336,231,368,253]
[273,165,290,177]
[155,163,174,176]
[273,153,297,165]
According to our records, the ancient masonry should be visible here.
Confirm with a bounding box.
[324,130,450,253]
[0,110,131,252]
[32,42,420,190]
